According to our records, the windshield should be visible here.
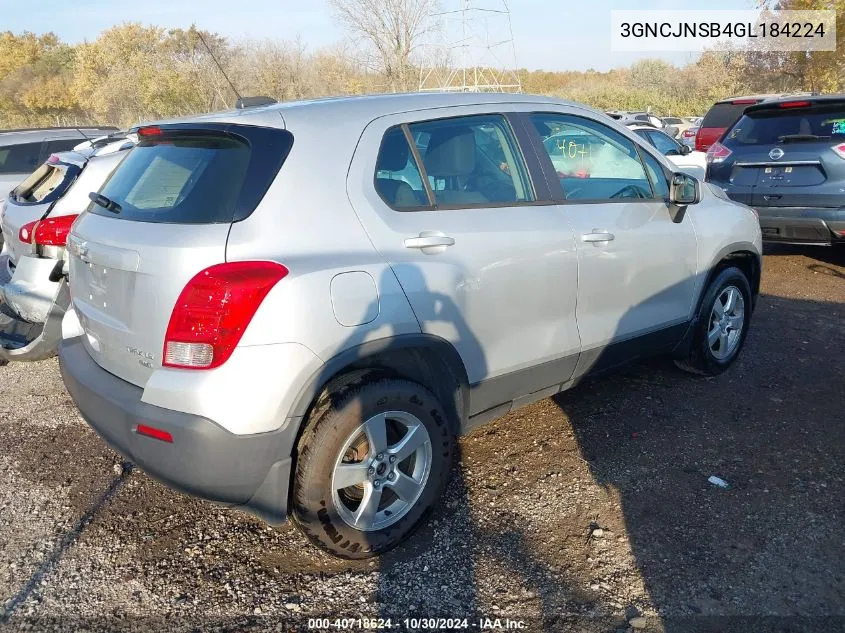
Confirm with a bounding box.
[723,105,845,146]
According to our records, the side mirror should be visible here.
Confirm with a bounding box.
[670,173,700,206]
[679,144,692,155]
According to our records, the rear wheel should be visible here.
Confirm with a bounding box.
[675,266,752,376]
[291,378,454,559]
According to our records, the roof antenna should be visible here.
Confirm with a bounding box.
[196,29,242,105]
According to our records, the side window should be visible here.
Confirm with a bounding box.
[529,113,654,201]
[408,114,534,207]
[44,138,82,156]
[375,127,431,210]
[633,129,654,145]
[0,142,43,175]
[640,151,670,200]
[647,131,681,156]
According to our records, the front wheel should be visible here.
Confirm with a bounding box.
[291,379,454,559]
[675,266,752,376]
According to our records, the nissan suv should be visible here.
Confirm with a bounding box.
[58,93,762,558]
[706,95,845,245]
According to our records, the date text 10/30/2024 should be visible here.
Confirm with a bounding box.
[307,618,528,630]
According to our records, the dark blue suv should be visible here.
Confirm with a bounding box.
[706,95,845,245]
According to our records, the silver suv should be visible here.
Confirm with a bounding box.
[58,93,762,558]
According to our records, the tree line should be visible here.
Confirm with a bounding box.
[0,0,841,129]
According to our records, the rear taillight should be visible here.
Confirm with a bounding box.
[683,129,696,137]
[832,143,845,159]
[138,126,162,137]
[19,220,37,244]
[732,99,759,105]
[779,100,811,108]
[706,142,732,164]
[163,261,288,370]
[33,214,79,247]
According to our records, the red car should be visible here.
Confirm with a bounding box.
[696,94,815,153]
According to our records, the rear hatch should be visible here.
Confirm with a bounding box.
[1,155,85,265]
[707,99,845,210]
[67,123,292,387]
[696,99,761,152]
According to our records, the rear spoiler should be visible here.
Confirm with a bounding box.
[744,98,845,114]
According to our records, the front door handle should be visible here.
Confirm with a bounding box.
[581,230,615,243]
[404,233,455,250]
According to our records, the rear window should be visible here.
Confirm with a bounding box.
[11,163,76,204]
[722,105,845,147]
[0,142,42,175]
[701,102,754,129]
[90,126,292,224]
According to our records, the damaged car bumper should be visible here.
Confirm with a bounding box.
[0,253,68,363]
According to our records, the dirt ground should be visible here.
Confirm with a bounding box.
[0,244,843,633]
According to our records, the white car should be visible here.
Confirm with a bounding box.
[630,125,707,180]
[0,136,133,362]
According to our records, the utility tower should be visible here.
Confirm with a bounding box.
[418,0,522,93]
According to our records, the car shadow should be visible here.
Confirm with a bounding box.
[554,291,845,632]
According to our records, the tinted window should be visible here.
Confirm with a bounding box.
[722,105,845,147]
[45,139,82,155]
[648,131,681,155]
[0,142,42,175]
[531,113,654,201]
[375,127,430,209]
[92,134,250,223]
[408,115,534,207]
[640,152,670,200]
[701,102,752,129]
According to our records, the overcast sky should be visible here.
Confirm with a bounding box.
[4,0,750,72]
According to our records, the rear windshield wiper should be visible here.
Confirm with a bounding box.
[777,134,831,143]
[88,192,122,214]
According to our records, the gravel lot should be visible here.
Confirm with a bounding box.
[1,245,843,633]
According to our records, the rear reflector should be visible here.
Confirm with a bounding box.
[163,261,289,370]
[33,214,79,247]
[779,100,811,108]
[832,143,845,159]
[135,424,173,443]
[138,125,162,137]
[19,220,37,244]
[706,141,732,164]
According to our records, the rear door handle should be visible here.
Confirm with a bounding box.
[763,194,782,201]
[581,230,615,243]
[404,233,455,249]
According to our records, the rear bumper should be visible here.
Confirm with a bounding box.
[58,336,294,524]
[754,207,845,245]
[0,268,67,363]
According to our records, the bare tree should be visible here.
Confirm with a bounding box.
[328,0,436,92]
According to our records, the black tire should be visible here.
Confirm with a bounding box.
[291,378,454,559]
[675,266,752,376]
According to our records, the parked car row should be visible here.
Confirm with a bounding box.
[11,88,844,558]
